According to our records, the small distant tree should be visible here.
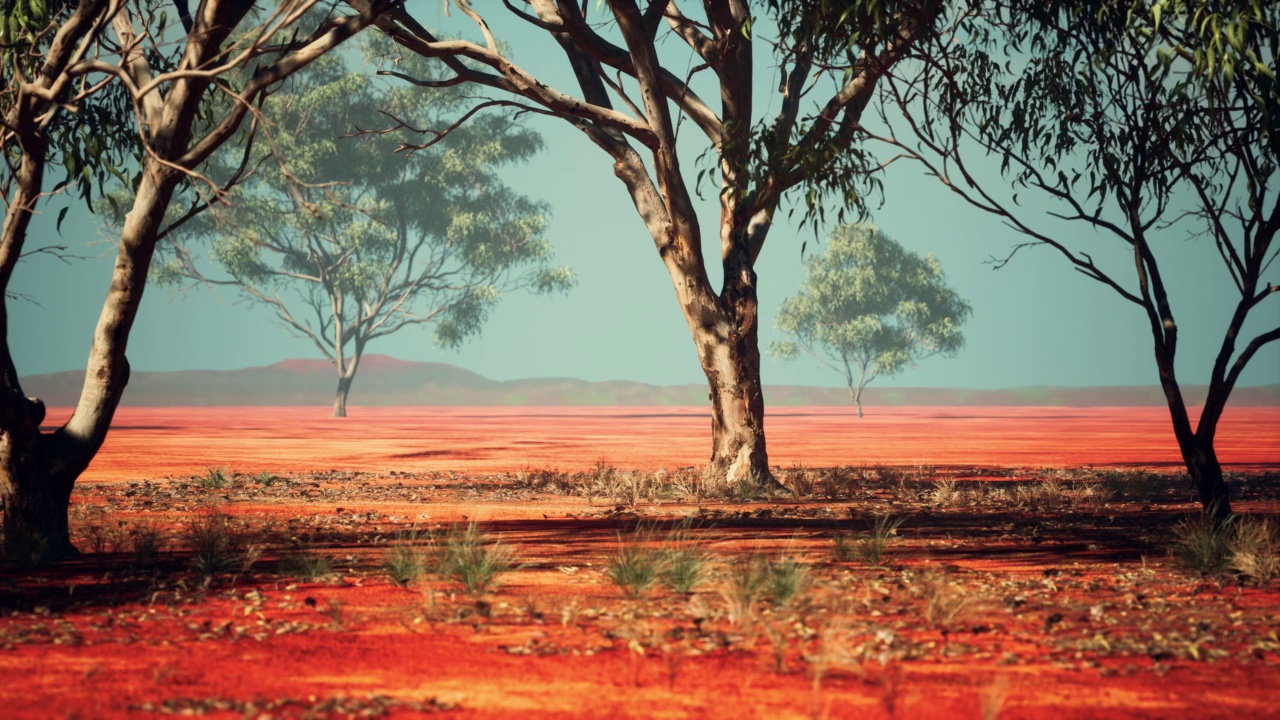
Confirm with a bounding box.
[772,224,970,417]
[154,46,573,417]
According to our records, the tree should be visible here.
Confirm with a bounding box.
[866,0,1278,517]
[151,48,573,417]
[772,224,970,417]
[0,0,389,563]
[346,0,946,487]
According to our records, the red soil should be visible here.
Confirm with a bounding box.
[42,405,1280,481]
[4,405,1277,718]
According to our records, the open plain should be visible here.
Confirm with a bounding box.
[2,405,1278,719]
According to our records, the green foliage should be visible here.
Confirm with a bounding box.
[384,530,432,587]
[151,41,574,392]
[763,552,810,607]
[281,544,333,582]
[436,522,516,595]
[607,526,665,599]
[1172,509,1234,574]
[772,224,970,413]
[198,466,231,490]
[720,554,770,625]
[183,512,252,577]
[660,530,710,594]
[837,514,904,566]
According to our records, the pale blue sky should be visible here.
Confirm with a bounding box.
[8,10,1279,391]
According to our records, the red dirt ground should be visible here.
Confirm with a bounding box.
[3,405,1278,719]
[43,405,1280,480]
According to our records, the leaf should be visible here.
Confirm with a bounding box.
[55,206,69,236]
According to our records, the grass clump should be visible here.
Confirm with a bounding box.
[916,570,982,629]
[781,465,817,498]
[127,521,166,568]
[281,540,332,582]
[183,512,259,577]
[764,552,809,608]
[1172,509,1234,574]
[199,466,231,490]
[1229,516,1280,585]
[608,526,664,599]
[384,530,432,587]
[836,514,903,566]
[438,522,516,595]
[660,521,709,594]
[720,555,768,628]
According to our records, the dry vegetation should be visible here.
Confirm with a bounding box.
[2,465,1279,718]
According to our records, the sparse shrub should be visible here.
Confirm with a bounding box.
[842,514,904,566]
[83,520,122,556]
[875,465,903,484]
[254,471,278,486]
[660,521,709,594]
[438,522,516,595]
[782,465,817,498]
[1038,478,1066,503]
[127,521,166,568]
[281,541,332,582]
[931,477,960,506]
[764,553,809,608]
[833,531,856,562]
[1172,509,1234,574]
[384,530,432,587]
[917,570,982,628]
[608,526,665,599]
[1098,468,1158,503]
[515,466,576,494]
[199,466,231,490]
[667,467,703,503]
[720,554,768,628]
[1229,517,1280,584]
[183,512,245,577]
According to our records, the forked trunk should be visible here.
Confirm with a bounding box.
[1182,437,1230,521]
[1156,358,1231,519]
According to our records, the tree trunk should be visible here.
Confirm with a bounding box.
[3,461,77,565]
[0,396,78,564]
[333,377,351,418]
[331,350,362,418]
[1154,355,1231,519]
[853,384,864,419]
[694,320,770,487]
[679,257,773,490]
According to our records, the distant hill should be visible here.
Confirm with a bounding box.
[19,354,1280,407]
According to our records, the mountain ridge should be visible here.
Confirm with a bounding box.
[19,354,1280,407]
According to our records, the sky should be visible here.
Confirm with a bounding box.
[7,8,1279,392]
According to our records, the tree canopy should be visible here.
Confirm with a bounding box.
[862,0,1277,515]
[151,44,574,416]
[772,224,970,417]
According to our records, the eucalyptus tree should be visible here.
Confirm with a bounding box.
[344,0,947,487]
[772,224,969,417]
[153,49,573,417]
[0,0,389,563]
[865,0,1278,516]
